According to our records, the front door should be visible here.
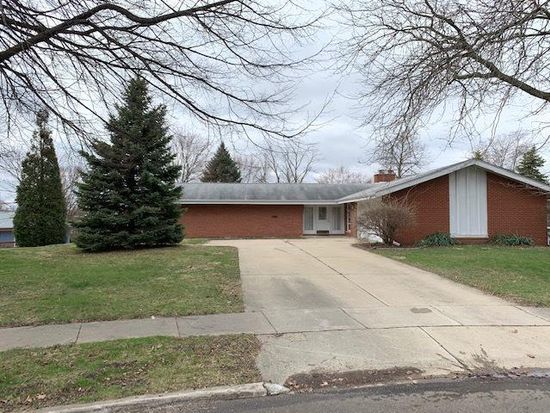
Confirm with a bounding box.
[303,205,345,235]
[316,206,330,232]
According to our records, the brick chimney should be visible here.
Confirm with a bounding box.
[373,169,397,183]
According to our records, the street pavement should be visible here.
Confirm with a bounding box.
[119,376,550,413]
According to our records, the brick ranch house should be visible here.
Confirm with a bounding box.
[180,159,550,246]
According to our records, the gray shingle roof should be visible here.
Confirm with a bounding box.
[180,183,372,204]
[180,160,550,205]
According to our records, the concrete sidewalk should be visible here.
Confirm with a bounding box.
[1,305,550,352]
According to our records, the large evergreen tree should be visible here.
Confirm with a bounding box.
[75,77,183,252]
[14,110,66,246]
[201,142,242,182]
[516,147,548,184]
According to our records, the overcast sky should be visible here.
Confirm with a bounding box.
[2,2,550,204]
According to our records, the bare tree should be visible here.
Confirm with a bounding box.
[261,139,319,183]
[316,166,369,183]
[0,144,24,184]
[369,128,426,178]
[0,1,319,139]
[172,131,212,183]
[471,131,535,170]
[60,165,81,221]
[0,198,13,211]
[359,198,415,246]
[337,0,550,139]
[235,154,270,183]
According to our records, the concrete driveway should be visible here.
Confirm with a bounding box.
[210,238,550,383]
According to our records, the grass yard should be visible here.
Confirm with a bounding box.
[374,246,550,306]
[0,334,261,412]
[0,242,243,327]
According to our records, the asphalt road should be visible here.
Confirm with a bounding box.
[127,377,550,413]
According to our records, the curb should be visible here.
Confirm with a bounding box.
[37,382,290,413]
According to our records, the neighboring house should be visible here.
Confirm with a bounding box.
[180,159,550,245]
[0,211,15,247]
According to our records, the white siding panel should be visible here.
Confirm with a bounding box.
[303,207,314,233]
[449,167,488,237]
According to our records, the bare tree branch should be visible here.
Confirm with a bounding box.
[368,126,426,178]
[0,1,321,140]
[315,165,369,183]
[471,130,536,170]
[171,130,212,183]
[234,153,270,183]
[261,138,319,183]
[337,0,550,140]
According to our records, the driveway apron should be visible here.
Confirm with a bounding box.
[210,238,550,383]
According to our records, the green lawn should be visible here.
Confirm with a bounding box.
[0,335,261,412]
[374,246,550,306]
[0,243,243,327]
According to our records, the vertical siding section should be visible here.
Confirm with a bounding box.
[449,166,488,237]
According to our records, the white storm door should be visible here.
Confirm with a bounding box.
[330,206,344,234]
[316,206,330,231]
[303,207,315,234]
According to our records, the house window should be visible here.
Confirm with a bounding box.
[449,167,488,237]
[0,230,14,243]
[318,206,327,220]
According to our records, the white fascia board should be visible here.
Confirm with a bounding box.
[336,194,377,204]
[368,160,477,199]
[180,200,340,205]
[475,160,550,192]
[338,159,550,204]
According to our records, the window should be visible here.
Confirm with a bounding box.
[0,231,14,242]
[449,167,488,237]
[318,206,327,220]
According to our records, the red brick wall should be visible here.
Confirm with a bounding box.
[181,204,304,238]
[389,175,450,246]
[384,172,548,246]
[345,202,358,237]
[487,173,548,245]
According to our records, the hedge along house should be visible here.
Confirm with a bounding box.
[179,159,550,245]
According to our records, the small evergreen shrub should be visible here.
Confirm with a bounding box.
[418,232,457,247]
[490,234,534,246]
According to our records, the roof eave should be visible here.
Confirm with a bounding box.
[180,200,341,205]
[336,159,550,203]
